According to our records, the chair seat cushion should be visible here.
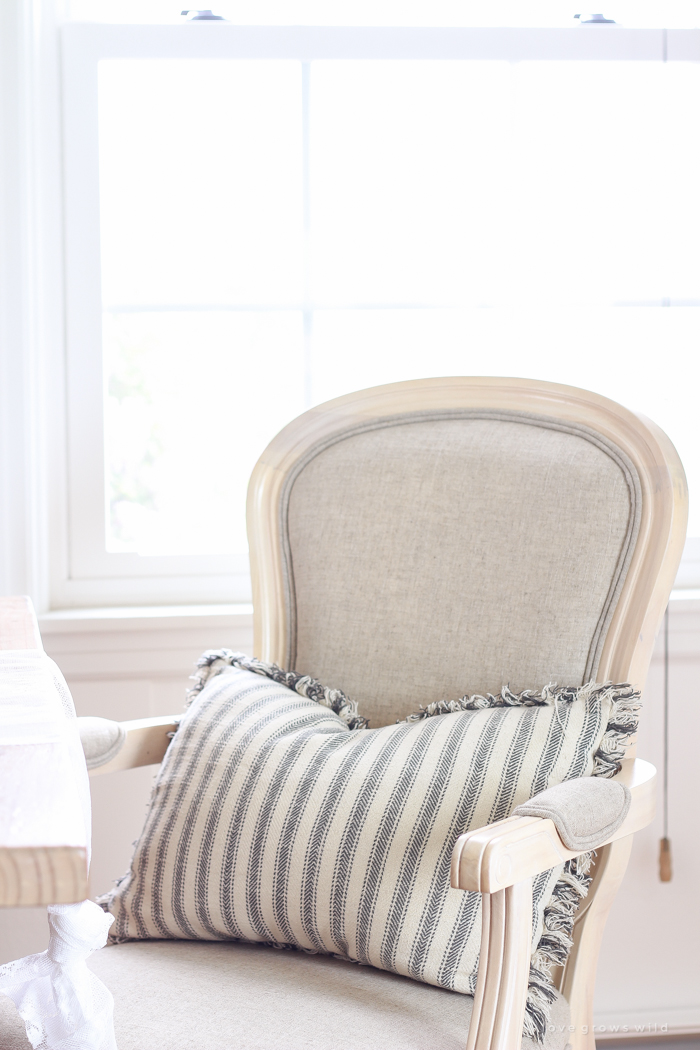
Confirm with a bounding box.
[0,940,573,1050]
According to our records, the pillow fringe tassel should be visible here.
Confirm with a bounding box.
[187,649,369,730]
[524,852,594,1041]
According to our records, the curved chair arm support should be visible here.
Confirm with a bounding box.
[452,759,655,1050]
[451,759,655,894]
[465,878,533,1050]
[87,716,179,776]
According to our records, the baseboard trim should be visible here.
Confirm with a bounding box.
[597,1030,700,1047]
[595,1020,700,1045]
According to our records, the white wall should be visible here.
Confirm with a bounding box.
[0,602,697,1038]
[593,598,700,1038]
[591,596,700,1037]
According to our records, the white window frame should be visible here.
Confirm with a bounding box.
[56,22,700,608]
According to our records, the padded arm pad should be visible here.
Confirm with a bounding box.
[513,776,631,851]
[77,716,127,770]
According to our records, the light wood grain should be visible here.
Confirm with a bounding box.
[0,845,88,907]
[561,836,634,1050]
[89,716,178,776]
[450,760,654,1050]
[467,881,533,1050]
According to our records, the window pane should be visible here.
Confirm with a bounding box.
[99,59,303,306]
[310,60,700,307]
[507,62,699,305]
[104,311,305,555]
[310,61,511,306]
[661,63,700,299]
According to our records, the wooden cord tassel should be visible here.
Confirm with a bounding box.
[659,837,672,882]
[659,607,672,882]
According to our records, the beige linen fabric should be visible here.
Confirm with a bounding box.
[285,411,639,728]
[77,717,126,770]
[514,777,631,851]
[0,995,27,1049]
[0,940,573,1050]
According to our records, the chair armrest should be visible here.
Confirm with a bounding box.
[87,716,179,776]
[455,760,655,1050]
[451,758,655,894]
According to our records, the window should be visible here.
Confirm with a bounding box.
[59,20,700,606]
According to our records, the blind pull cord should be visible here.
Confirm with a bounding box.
[659,605,672,882]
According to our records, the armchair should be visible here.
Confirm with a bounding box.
[0,377,687,1050]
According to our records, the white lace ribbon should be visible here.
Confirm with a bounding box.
[0,651,117,1049]
[0,902,117,1050]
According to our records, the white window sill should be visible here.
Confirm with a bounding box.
[38,592,700,636]
[38,604,253,636]
[38,605,255,683]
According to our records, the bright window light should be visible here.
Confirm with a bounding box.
[98,57,700,557]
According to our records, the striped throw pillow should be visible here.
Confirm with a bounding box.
[103,652,639,1041]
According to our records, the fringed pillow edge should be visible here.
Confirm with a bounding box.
[186,649,369,729]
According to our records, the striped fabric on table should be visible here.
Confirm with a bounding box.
[103,656,638,1038]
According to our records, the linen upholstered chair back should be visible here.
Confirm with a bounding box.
[248,377,686,730]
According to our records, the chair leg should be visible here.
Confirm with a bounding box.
[466,878,533,1050]
[562,835,634,1050]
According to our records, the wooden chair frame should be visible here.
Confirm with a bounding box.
[1,378,687,1050]
[244,376,686,1050]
